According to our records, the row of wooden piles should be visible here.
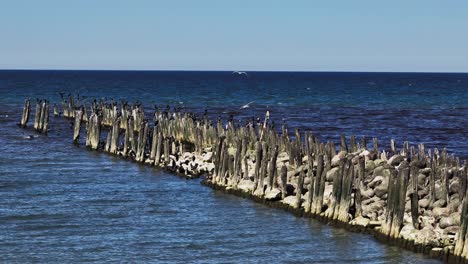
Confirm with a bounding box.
[62,95,220,176]
[18,95,468,262]
[19,98,49,134]
[207,112,468,261]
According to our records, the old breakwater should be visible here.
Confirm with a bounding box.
[18,95,468,263]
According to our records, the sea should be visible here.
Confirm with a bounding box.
[0,70,466,263]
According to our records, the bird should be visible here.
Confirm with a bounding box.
[240,101,255,109]
[232,71,249,77]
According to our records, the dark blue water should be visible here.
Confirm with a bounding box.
[1,70,467,159]
[1,70,466,263]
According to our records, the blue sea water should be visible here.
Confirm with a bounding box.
[0,70,466,263]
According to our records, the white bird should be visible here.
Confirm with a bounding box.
[240,101,254,109]
[232,71,249,77]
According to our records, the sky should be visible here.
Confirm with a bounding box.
[0,0,467,72]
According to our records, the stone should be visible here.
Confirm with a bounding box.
[439,212,460,229]
[415,227,437,245]
[359,150,370,157]
[331,151,347,167]
[365,160,376,173]
[388,154,405,166]
[368,176,385,188]
[419,167,432,175]
[277,152,289,163]
[326,167,339,182]
[373,166,384,177]
[443,225,459,235]
[417,173,427,186]
[400,224,417,241]
[264,188,282,201]
[435,183,447,201]
[448,198,460,213]
[374,159,385,166]
[205,163,215,173]
[361,188,375,199]
[431,199,447,209]
[432,207,450,217]
[449,179,460,195]
[418,188,429,198]
[282,195,298,208]
[202,152,213,162]
[368,199,385,212]
[237,179,255,193]
[369,176,389,198]
[182,152,194,160]
[350,216,370,227]
[203,147,213,152]
[420,216,436,229]
[419,199,430,209]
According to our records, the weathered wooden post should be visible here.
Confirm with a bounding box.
[164,137,170,165]
[90,113,101,150]
[280,164,288,199]
[60,93,68,118]
[390,139,397,155]
[361,137,367,151]
[128,117,136,154]
[68,94,75,118]
[381,168,398,237]
[326,158,345,220]
[33,99,41,130]
[73,109,83,144]
[41,101,49,134]
[150,125,158,162]
[314,154,327,215]
[454,193,468,258]
[20,99,31,127]
[255,142,268,196]
[53,103,59,117]
[311,154,324,214]
[155,132,163,166]
[460,161,468,201]
[253,141,262,191]
[259,110,270,141]
[243,155,249,180]
[340,134,348,152]
[409,163,419,229]
[337,159,354,222]
[354,156,365,218]
[122,116,130,157]
[381,161,410,239]
[429,152,437,204]
[305,152,315,213]
[136,121,149,162]
[37,100,46,132]
[110,117,121,154]
[104,129,112,152]
[350,135,356,152]
[267,145,279,190]
[295,170,304,209]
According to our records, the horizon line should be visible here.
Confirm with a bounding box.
[0,68,467,74]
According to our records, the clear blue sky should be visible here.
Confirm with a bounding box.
[1,0,467,72]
